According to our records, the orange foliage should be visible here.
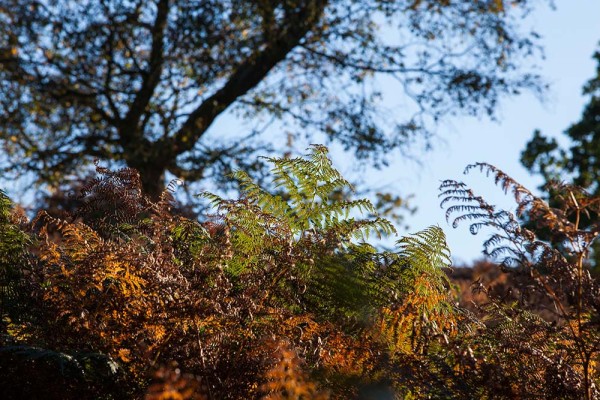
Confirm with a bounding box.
[261,341,329,400]
[4,157,598,399]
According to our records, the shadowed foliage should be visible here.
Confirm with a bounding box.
[0,0,546,199]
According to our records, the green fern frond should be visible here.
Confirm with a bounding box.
[375,226,455,352]
[199,146,396,271]
[304,243,381,326]
[397,225,452,276]
[0,190,12,222]
[393,226,453,311]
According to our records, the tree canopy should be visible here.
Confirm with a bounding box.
[0,0,544,198]
[522,46,600,193]
[521,45,600,268]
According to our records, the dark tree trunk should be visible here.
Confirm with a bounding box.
[138,165,166,201]
[119,124,170,201]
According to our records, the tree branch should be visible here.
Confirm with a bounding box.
[167,0,327,158]
[121,0,170,143]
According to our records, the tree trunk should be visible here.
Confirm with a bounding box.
[138,165,166,201]
[119,126,169,201]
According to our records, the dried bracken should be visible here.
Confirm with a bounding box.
[1,147,458,398]
[441,163,600,399]
[10,150,593,399]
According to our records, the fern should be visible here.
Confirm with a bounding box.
[303,243,382,328]
[396,225,452,290]
[261,340,330,400]
[440,163,600,399]
[0,189,33,339]
[226,145,395,239]
[202,149,458,366]
[7,152,565,398]
[376,226,456,354]
[199,145,396,277]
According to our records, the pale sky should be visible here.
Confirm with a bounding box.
[376,0,600,263]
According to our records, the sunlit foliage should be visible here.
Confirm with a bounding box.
[4,148,595,398]
[1,147,458,398]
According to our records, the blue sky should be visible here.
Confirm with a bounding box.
[374,0,600,263]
